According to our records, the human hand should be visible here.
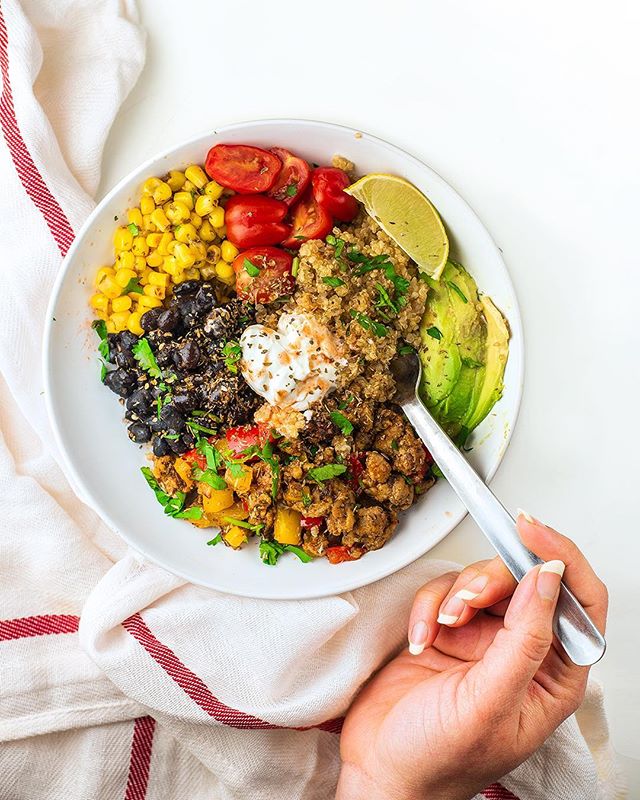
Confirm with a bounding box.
[336,514,608,800]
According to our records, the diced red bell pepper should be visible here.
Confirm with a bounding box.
[183,448,207,470]
[347,453,364,490]
[326,546,358,564]
[225,424,272,457]
[301,516,324,529]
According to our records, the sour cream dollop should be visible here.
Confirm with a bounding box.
[240,312,346,414]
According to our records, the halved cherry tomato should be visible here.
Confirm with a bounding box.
[225,196,291,249]
[347,453,364,490]
[301,516,324,529]
[183,448,207,470]
[225,424,272,457]
[311,167,359,222]
[282,190,333,248]
[232,247,294,304]
[326,546,358,564]
[267,147,311,206]
[416,445,434,480]
[205,144,282,193]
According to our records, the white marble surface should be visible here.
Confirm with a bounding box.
[98,0,640,790]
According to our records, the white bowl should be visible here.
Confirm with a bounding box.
[43,119,524,600]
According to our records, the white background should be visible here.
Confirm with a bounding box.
[99,0,640,791]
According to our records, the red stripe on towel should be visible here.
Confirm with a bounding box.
[0,3,76,256]
[124,716,156,800]
[123,612,344,734]
[0,614,80,641]
[482,783,520,799]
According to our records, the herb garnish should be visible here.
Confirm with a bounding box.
[242,440,280,500]
[244,258,260,277]
[307,463,348,482]
[286,184,298,197]
[222,517,264,533]
[141,466,201,519]
[127,222,139,236]
[337,395,354,410]
[196,438,223,470]
[259,540,312,566]
[301,492,312,508]
[132,338,162,379]
[398,344,415,356]
[292,256,300,278]
[207,533,223,546]
[349,310,388,337]
[223,340,242,374]
[329,411,354,436]
[446,281,468,303]
[426,326,442,340]
[122,277,143,295]
[186,420,218,436]
[192,465,227,490]
[322,276,345,287]
[92,319,110,360]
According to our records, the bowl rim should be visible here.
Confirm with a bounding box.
[43,118,525,597]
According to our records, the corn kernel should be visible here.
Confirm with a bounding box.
[172,269,187,284]
[165,200,191,225]
[127,207,143,228]
[206,244,221,264]
[175,223,197,244]
[144,283,165,300]
[204,180,224,200]
[198,220,216,242]
[94,266,115,287]
[90,293,110,313]
[106,319,117,333]
[157,231,174,255]
[114,226,134,252]
[132,236,149,257]
[140,195,155,215]
[214,224,227,238]
[221,240,239,262]
[112,295,132,313]
[116,250,136,271]
[174,191,194,210]
[142,215,156,232]
[139,267,152,285]
[189,212,203,228]
[143,177,162,194]
[191,241,207,262]
[208,206,225,228]
[134,256,147,271]
[138,295,163,310]
[184,267,200,280]
[183,180,195,192]
[167,170,186,192]
[150,208,169,231]
[162,256,179,276]
[174,242,196,268]
[110,311,130,332]
[194,195,215,217]
[200,265,216,280]
[148,270,169,288]
[127,312,144,336]
[146,232,162,248]
[185,165,207,189]
[146,251,164,268]
[115,268,137,288]
[215,261,235,282]
[99,275,122,299]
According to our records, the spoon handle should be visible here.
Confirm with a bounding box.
[402,396,606,667]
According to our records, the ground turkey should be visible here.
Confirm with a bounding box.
[342,506,399,551]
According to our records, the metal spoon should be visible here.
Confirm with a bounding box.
[391,351,606,667]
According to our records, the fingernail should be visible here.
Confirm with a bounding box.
[537,560,565,599]
[517,508,535,524]
[437,596,465,625]
[408,621,428,655]
[455,574,489,601]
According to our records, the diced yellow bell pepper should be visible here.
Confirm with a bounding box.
[202,488,235,515]
[174,457,194,487]
[224,464,252,494]
[224,526,248,549]
[274,507,302,545]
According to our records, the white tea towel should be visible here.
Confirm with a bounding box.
[0,1,626,798]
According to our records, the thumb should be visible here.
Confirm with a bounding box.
[469,560,565,703]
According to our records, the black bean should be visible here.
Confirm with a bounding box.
[104,368,136,398]
[106,333,119,362]
[119,331,139,351]
[115,350,136,369]
[155,346,175,368]
[171,394,196,413]
[140,307,163,331]
[160,405,185,432]
[157,307,180,332]
[175,341,201,370]
[172,280,200,296]
[152,437,172,457]
[128,421,151,443]
[195,284,218,312]
[126,387,152,415]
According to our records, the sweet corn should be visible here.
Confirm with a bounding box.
[148,270,169,288]
[127,312,144,336]
[132,236,149,257]
[214,224,227,238]
[134,256,147,272]
[146,232,162,248]
[190,241,207,262]
[167,170,186,191]
[185,165,207,189]
[95,266,115,287]
[90,293,110,314]
[206,244,221,264]
[142,214,156,232]
[172,269,187,283]
[146,251,164,268]
[174,191,194,210]
[139,267,152,285]
[162,256,179,276]
[221,240,239,262]
[138,295,163,310]
[208,206,225,228]
[140,195,155,215]
[204,180,224,200]
[175,223,197,244]
[112,295,132,313]
[215,261,234,281]
[110,311,130,332]
[99,275,122,299]
[114,226,134,252]
[142,177,162,194]
[200,265,217,280]
[127,207,143,228]
[195,194,215,217]
[189,212,203,228]
[183,180,195,192]
[224,526,248,549]
[165,200,191,225]
[144,283,165,300]
[106,319,117,333]
[198,220,216,242]
[150,208,170,231]
[184,267,200,280]
[115,268,137,288]
[274,507,302,545]
[174,242,196,268]
[167,239,179,255]
[116,250,136,271]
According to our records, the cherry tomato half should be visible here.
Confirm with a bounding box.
[311,167,359,222]
[326,546,358,564]
[225,196,291,249]
[300,516,324,529]
[225,424,272,457]
[232,247,294,304]
[267,147,311,206]
[282,190,333,248]
[205,144,282,193]
[183,448,207,470]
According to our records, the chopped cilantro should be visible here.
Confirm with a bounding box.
[122,277,143,295]
[164,433,180,441]
[307,463,347,482]
[127,222,139,236]
[92,319,110,361]
[173,506,203,520]
[207,533,223,546]
[426,326,442,340]
[140,466,191,518]
[391,439,399,451]
[398,344,415,356]
[192,465,227,490]
[286,184,298,197]
[337,395,354,410]
[322,276,345,287]
[446,281,468,303]
[132,338,162,379]
[222,517,263,533]
[329,411,354,436]
[99,359,108,382]
[244,258,260,277]
[223,340,242,374]
[259,540,313,566]
[226,462,246,479]
[301,492,312,508]
[196,438,223,471]
[186,420,218,436]
[349,309,388,337]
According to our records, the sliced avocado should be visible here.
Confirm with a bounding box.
[463,295,509,431]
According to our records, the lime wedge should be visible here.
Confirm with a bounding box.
[345,174,449,279]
